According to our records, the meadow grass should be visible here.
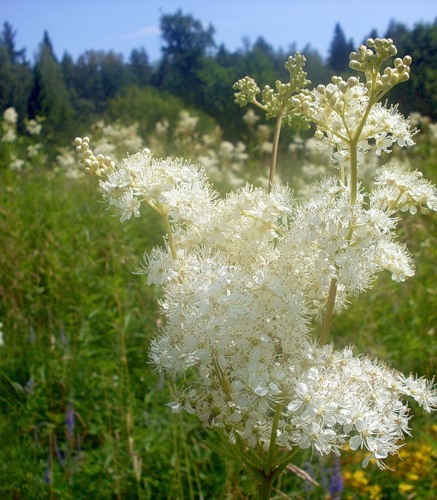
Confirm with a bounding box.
[0,169,217,498]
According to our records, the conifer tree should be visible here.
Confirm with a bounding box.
[0,22,32,118]
[328,23,354,73]
[129,47,152,87]
[28,31,73,138]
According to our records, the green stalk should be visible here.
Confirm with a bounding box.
[257,473,275,500]
[161,211,177,260]
[321,72,380,341]
[172,413,184,498]
[181,430,196,500]
[320,278,337,345]
[349,140,358,205]
[147,200,177,260]
[265,403,282,476]
[268,113,284,193]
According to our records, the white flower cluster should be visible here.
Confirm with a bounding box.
[74,134,436,468]
[1,108,46,170]
[92,120,144,161]
[73,39,437,471]
[2,107,18,143]
[372,164,437,214]
[292,81,417,169]
[74,137,216,225]
[290,40,417,176]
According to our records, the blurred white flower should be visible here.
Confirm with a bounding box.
[3,107,18,124]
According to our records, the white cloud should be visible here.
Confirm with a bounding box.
[120,26,160,40]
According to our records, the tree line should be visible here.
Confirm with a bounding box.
[1,11,436,143]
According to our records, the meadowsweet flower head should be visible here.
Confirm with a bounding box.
[292,81,417,160]
[26,118,43,135]
[3,107,18,124]
[234,53,310,130]
[74,137,217,226]
[74,37,436,482]
[372,164,437,214]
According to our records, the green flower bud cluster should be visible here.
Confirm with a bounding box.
[233,54,311,128]
[74,136,115,178]
[349,38,412,100]
[284,53,311,91]
[233,76,260,107]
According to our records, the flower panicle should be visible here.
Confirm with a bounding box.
[349,38,412,98]
[72,37,436,478]
[233,53,311,129]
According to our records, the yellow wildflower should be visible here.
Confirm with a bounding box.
[367,484,382,500]
[398,482,415,494]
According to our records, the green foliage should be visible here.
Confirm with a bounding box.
[0,23,33,122]
[1,14,436,146]
[385,20,437,118]
[106,85,216,139]
[156,9,216,108]
[129,48,152,87]
[28,31,74,141]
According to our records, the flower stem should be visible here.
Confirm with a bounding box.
[320,278,337,344]
[349,140,358,205]
[265,403,282,476]
[258,472,275,500]
[268,113,283,193]
[161,211,177,260]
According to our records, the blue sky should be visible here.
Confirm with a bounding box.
[1,0,436,63]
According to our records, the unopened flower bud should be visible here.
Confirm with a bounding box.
[388,44,397,56]
[338,81,348,93]
[347,77,359,87]
[349,60,362,71]
[375,80,384,92]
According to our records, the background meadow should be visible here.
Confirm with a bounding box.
[0,11,436,499]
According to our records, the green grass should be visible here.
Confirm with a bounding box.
[0,146,436,498]
[0,169,225,499]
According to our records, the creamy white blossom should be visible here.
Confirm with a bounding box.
[3,107,18,124]
[73,38,436,474]
[372,164,437,214]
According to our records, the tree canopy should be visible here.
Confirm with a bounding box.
[0,14,435,142]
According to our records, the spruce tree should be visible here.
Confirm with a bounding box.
[0,22,32,118]
[328,23,354,73]
[28,31,73,139]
